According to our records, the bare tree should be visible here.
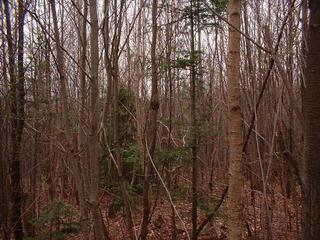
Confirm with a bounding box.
[87,0,105,239]
[140,0,159,239]
[226,0,244,239]
[3,1,27,238]
[189,1,198,239]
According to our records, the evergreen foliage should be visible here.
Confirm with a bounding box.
[25,200,81,240]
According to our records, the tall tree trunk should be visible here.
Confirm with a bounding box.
[140,0,159,239]
[164,3,176,238]
[88,0,105,239]
[189,1,198,239]
[77,1,90,239]
[0,14,11,237]
[302,0,320,239]
[4,1,26,239]
[226,0,244,239]
[300,0,308,238]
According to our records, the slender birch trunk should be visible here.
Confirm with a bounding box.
[226,0,244,239]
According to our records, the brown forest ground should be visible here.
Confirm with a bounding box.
[85,183,301,240]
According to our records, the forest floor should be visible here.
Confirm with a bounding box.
[99,183,300,240]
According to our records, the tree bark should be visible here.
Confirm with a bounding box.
[302,0,320,239]
[4,1,26,239]
[140,0,159,239]
[189,1,198,239]
[88,0,105,239]
[226,0,244,239]
[77,1,90,239]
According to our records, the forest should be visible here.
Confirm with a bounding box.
[0,0,319,239]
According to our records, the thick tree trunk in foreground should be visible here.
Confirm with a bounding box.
[302,0,320,239]
[226,0,244,239]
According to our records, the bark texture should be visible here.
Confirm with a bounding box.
[140,0,159,238]
[226,0,244,239]
[88,0,105,239]
[189,1,198,239]
[4,1,26,238]
[302,0,320,239]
